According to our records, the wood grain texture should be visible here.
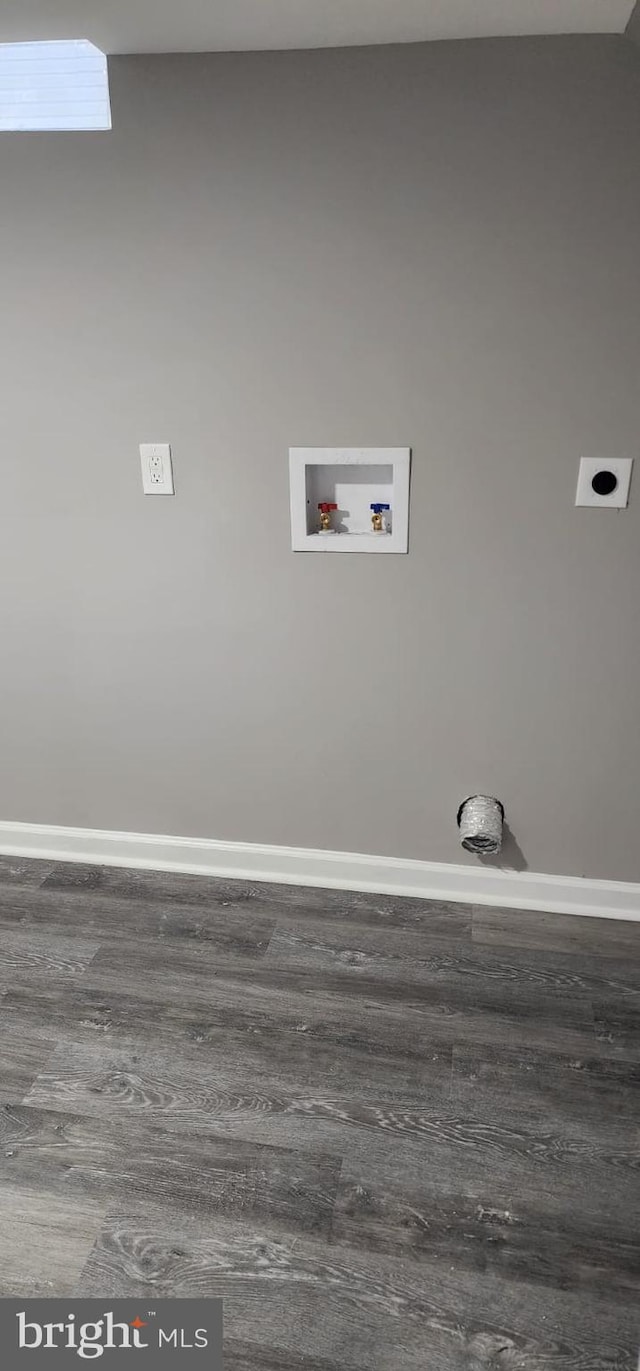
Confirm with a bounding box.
[266,921,640,998]
[332,1170,640,1303]
[473,904,640,960]
[41,862,473,935]
[0,884,276,957]
[77,1207,638,1370]
[0,1013,57,1102]
[0,977,444,1070]
[0,926,99,980]
[593,1000,640,1059]
[451,1041,640,1123]
[0,856,637,1369]
[0,1183,107,1298]
[85,942,603,1066]
[0,855,52,888]
[222,1341,349,1371]
[0,1102,341,1237]
[23,1029,451,1120]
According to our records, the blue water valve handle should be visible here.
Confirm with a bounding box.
[370,503,390,512]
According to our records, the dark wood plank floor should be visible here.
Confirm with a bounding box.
[0,857,638,1369]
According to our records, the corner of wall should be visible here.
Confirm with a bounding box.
[626,0,640,50]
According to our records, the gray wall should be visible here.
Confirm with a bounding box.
[627,2,640,47]
[1,36,640,881]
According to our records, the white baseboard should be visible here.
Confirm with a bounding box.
[0,820,638,921]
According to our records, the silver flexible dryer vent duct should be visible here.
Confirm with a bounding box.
[457,795,504,855]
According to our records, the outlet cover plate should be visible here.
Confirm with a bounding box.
[575,456,633,508]
[140,442,174,495]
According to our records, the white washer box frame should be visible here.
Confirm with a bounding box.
[289,447,411,553]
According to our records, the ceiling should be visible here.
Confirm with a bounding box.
[0,0,635,55]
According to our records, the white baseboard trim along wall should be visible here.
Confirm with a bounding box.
[0,820,638,921]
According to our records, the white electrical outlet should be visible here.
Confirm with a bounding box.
[140,443,174,495]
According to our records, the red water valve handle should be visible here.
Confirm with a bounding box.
[318,503,338,512]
